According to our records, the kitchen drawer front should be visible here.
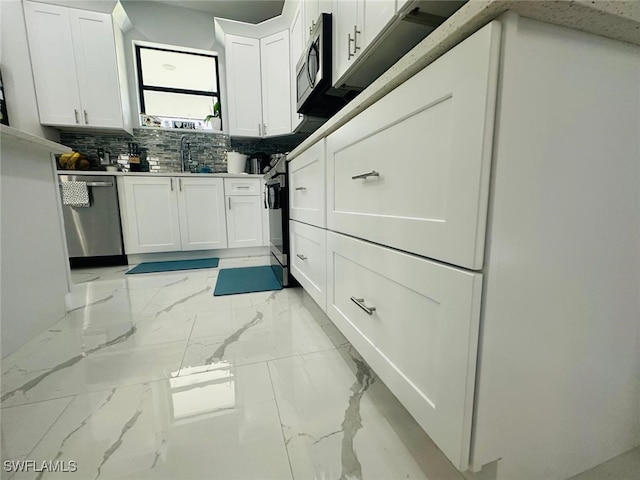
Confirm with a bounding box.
[290,220,326,311]
[289,140,326,228]
[326,231,482,470]
[326,22,501,270]
[224,177,260,196]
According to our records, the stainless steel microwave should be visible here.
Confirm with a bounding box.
[296,13,348,117]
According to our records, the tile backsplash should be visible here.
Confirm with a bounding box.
[59,129,304,173]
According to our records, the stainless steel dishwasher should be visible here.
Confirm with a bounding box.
[59,174,126,266]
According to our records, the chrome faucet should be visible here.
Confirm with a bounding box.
[179,135,192,173]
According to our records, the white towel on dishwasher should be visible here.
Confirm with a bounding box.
[61,181,90,207]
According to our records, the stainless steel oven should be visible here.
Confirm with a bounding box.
[265,157,291,287]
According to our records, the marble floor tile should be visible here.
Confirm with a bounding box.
[1,397,73,460]
[1,260,470,480]
[268,347,464,480]
[1,335,187,407]
[11,363,291,480]
[179,298,347,373]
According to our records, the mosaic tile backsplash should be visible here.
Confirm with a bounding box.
[59,129,304,173]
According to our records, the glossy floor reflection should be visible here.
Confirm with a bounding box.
[1,256,463,480]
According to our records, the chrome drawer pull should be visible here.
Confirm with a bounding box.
[84,110,88,124]
[351,170,380,180]
[237,186,250,189]
[295,187,307,191]
[296,254,307,261]
[74,109,79,124]
[350,296,376,315]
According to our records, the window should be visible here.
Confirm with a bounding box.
[135,44,221,130]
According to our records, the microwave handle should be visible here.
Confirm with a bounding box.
[307,41,318,87]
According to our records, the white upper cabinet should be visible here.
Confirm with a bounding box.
[290,5,305,130]
[303,0,321,38]
[226,31,291,138]
[23,1,130,132]
[332,0,359,87]
[225,35,263,137]
[332,0,395,87]
[260,30,292,137]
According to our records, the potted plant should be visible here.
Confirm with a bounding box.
[203,100,222,131]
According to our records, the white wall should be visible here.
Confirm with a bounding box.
[0,0,60,141]
[1,137,70,358]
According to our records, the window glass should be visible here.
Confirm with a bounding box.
[139,49,218,92]
[143,91,216,119]
[135,44,221,129]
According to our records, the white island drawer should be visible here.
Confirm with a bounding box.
[326,231,482,470]
[290,220,326,311]
[326,22,500,270]
[289,140,326,228]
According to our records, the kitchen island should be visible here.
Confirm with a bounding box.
[285,3,640,480]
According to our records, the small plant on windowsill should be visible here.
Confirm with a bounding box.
[203,101,222,131]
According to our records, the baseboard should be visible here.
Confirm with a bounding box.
[126,247,269,265]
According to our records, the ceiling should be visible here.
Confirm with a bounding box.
[153,0,285,24]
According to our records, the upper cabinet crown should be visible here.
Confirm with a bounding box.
[225,31,291,138]
[23,1,132,133]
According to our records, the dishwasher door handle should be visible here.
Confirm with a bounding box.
[86,182,113,187]
[59,181,113,188]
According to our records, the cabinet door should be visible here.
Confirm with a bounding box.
[23,1,82,126]
[177,177,227,251]
[326,231,482,470]
[289,140,326,228]
[260,30,292,137]
[69,9,124,129]
[332,0,359,87]
[326,22,500,270]
[226,35,262,137]
[303,0,320,39]
[121,177,181,254]
[226,196,264,248]
[362,0,395,51]
[290,5,305,130]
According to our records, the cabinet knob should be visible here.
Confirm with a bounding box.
[351,296,376,315]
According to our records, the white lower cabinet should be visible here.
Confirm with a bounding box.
[326,231,482,470]
[226,195,264,248]
[289,140,326,228]
[176,177,227,251]
[120,176,226,254]
[290,220,326,310]
[326,21,500,270]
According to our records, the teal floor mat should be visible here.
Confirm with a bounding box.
[213,266,282,296]
[126,258,219,275]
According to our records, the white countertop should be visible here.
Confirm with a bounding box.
[1,124,71,154]
[56,171,265,179]
[288,0,640,160]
